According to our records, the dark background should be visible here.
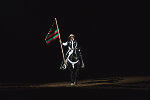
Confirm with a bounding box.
[0,0,149,83]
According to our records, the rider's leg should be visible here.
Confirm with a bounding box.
[66,49,73,60]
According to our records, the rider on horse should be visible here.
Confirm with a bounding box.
[60,34,85,85]
[60,34,85,70]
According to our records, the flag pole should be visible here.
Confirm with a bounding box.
[55,18,66,65]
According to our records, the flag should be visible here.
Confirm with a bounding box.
[45,22,60,44]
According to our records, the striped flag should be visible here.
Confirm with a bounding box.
[45,22,60,44]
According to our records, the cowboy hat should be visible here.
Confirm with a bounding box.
[68,34,75,38]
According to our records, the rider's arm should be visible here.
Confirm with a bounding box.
[62,42,68,46]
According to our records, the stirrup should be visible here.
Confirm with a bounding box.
[60,64,67,70]
[63,64,67,69]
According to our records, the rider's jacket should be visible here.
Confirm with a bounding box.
[62,39,78,50]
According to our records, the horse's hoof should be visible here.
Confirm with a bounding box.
[70,83,75,86]
[70,82,77,86]
[81,65,85,68]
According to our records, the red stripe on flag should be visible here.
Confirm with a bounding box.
[48,30,52,34]
[46,34,60,44]
[45,31,58,40]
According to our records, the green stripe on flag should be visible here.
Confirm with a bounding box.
[46,33,60,43]
[46,29,59,38]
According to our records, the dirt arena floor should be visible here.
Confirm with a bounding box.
[1,76,150,100]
